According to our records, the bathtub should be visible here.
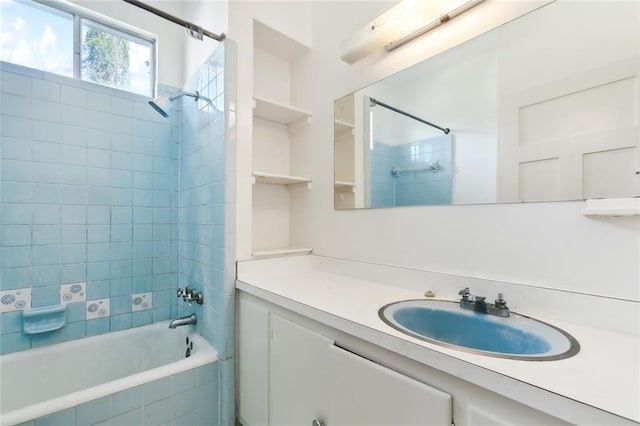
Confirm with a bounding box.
[0,322,218,426]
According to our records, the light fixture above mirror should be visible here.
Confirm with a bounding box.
[340,0,486,64]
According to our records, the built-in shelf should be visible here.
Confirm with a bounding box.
[252,247,313,258]
[335,181,356,192]
[253,97,312,127]
[582,198,640,217]
[334,120,355,137]
[251,21,313,261]
[253,20,310,61]
[252,171,312,190]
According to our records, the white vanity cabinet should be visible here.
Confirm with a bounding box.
[237,291,573,426]
[238,295,452,426]
[237,296,270,425]
[325,343,451,425]
[269,314,332,425]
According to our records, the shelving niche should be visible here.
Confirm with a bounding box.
[334,93,357,209]
[251,20,313,257]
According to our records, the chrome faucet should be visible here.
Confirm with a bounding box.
[458,288,510,317]
[168,313,197,329]
[176,286,203,305]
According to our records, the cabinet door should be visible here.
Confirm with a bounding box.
[465,401,571,426]
[327,344,452,426]
[269,314,332,426]
[238,297,270,426]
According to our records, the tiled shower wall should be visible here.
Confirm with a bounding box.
[370,141,395,208]
[394,134,453,206]
[178,44,236,426]
[370,135,453,207]
[0,62,179,354]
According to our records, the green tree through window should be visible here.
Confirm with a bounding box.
[82,27,130,89]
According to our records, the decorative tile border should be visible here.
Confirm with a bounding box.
[86,298,111,320]
[0,288,31,313]
[60,282,86,304]
[132,292,152,312]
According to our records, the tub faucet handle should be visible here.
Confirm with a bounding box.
[185,287,204,305]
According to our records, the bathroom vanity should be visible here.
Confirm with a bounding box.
[235,255,639,426]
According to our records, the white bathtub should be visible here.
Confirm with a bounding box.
[0,322,218,426]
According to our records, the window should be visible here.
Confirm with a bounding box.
[80,20,154,96]
[0,0,74,77]
[1,0,156,96]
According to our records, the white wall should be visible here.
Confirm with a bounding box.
[182,1,228,82]
[495,1,639,202]
[285,0,639,301]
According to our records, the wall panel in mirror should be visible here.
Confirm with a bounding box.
[334,1,639,209]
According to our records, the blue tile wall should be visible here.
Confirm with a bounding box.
[1,45,233,425]
[0,61,179,353]
[370,135,453,207]
[178,46,231,355]
[178,45,234,426]
[370,141,395,208]
[395,134,453,206]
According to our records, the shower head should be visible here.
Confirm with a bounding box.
[148,91,211,117]
[149,96,173,117]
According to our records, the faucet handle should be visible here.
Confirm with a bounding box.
[185,289,204,305]
[494,293,508,309]
[458,287,470,298]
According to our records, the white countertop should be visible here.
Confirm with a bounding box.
[236,255,640,425]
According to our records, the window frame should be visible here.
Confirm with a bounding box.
[79,17,156,96]
[29,0,158,96]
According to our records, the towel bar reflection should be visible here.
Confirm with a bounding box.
[391,161,440,176]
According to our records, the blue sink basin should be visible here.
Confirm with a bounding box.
[379,300,579,360]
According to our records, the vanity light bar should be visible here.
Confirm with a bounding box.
[385,0,486,52]
[339,0,485,64]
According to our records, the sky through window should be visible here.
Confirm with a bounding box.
[1,0,153,96]
[1,0,74,77]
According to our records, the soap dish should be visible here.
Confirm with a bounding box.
[22,305,67,334]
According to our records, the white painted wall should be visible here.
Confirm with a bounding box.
[181,1,228,81]
[495,1,639,202]
[280,0,639,301]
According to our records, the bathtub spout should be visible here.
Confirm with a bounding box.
[168,313,197,329]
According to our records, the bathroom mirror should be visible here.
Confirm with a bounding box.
[334,1,639,209]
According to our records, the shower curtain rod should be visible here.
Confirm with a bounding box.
[369,97,450,135]
[123,0,225,42]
